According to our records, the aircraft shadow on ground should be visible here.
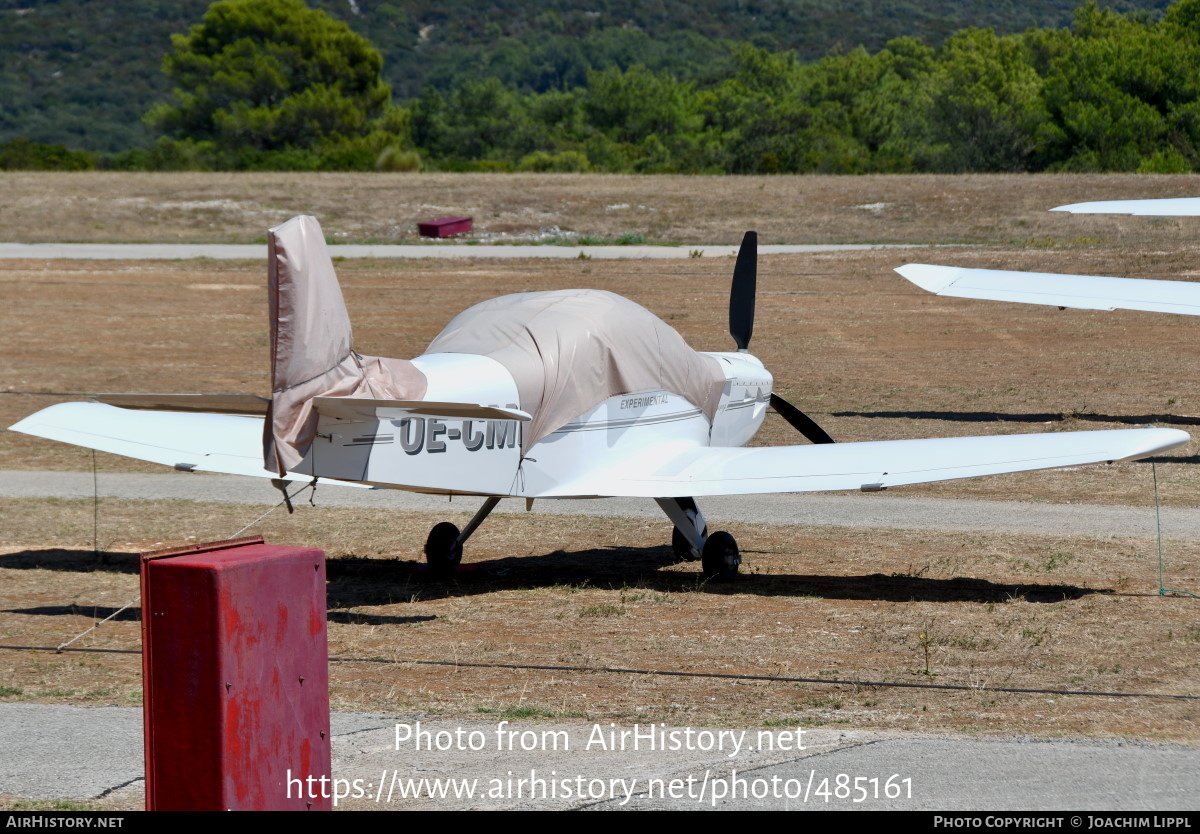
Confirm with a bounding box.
[3,604,140,621]
[324,547,1101,606]
[0,547,1103,614]
[829,409,1200,426]
[0,603,435,627]
[0,548,139,573]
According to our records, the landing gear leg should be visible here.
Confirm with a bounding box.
[654,497,709,562]
[424,496,501,571]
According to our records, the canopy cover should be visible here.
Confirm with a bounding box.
[264,216,426,474]
[263,216,724,471]
[426,289,725,451]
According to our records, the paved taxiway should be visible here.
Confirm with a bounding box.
[2,469,1194,540]
[0,242,922,260]
[2,705,1196,810]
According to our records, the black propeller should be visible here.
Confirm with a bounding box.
[770,393,834,445]
[729,230,757,351]
[726,229,835,444]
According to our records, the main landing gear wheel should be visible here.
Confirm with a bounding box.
[701,531,741,580]
[672,527,699,562]
[424,521,463,571]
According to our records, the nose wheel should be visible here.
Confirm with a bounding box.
[423,496,501,572]
[701,531,740,580]
[424,521,463,570]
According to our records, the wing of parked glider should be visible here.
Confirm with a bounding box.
[896,263,1200,316]
[1052,198,1200,216]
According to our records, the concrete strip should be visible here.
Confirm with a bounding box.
[588,736,1200,811]
[0,470,1193,540]
[0,704,143,801]
[0,242,929,261]
[2,706,1196,810]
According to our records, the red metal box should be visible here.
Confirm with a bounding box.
[140,536,331,811]
[417,216,473,237]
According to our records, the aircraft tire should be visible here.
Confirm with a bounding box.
[701,531,740,580]
[424,522,463,570]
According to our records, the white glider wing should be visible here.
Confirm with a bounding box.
[1052,198,1200,216]
[896,263,1200,316]
[536,428,1189,498]
[8,402,324,482]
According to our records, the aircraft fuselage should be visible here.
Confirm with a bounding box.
[295,351,772,498]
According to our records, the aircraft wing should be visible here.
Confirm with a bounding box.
[896,263,1200,316]
[8,402,357,485]
[537,428,1188,498]
[1052,198,1200,216]
[12,405,1189,500]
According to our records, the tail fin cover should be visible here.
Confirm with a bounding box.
[264,216,426,475]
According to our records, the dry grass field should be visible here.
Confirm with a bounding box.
[1,174,1198,767]
[4,170,1200,247]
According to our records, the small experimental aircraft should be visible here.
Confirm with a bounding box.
[10,216,1189,578]
[897,198,1200,316]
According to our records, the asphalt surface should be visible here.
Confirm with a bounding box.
[2,469,1195,540]
[2,705,1196,810]
[0,242,920,261]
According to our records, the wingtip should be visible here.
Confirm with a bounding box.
[895,263,961,294]
[1122,427,1192,461]
[1050,200,1136,213]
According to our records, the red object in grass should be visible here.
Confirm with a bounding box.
[418,216,473,238]
[140,536,331,811]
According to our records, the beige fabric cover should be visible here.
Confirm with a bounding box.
[426,289,725,452]
[264,216,427,474]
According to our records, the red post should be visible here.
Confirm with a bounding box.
[141,536,331,810]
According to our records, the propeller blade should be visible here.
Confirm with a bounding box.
[770,392,834,445]
[729,230,757,351]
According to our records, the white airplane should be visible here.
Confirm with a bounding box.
[10,216,1189,579]
[897,198,1200,316]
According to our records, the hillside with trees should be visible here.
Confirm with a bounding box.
[0,0,1170,152]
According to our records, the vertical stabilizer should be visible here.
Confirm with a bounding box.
[268,216,354,398]
[264,216,426,475]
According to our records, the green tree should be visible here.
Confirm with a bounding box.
[1042,2,1200,171]
[584,65,701,144]
[925,28,1050,172]
[146,0,391,154]
[701,46,807,173]
[410,79,551,165]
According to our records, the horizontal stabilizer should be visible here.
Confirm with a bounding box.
[1052,198,1200,216]
[313,397,531,422]
[9,402,361,486]
[92,393,271,415]
[896,263,1200,316]
[537,428,1189,498]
